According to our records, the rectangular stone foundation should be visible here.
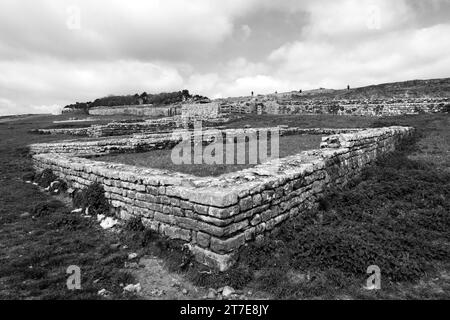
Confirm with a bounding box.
[31,126,414,270]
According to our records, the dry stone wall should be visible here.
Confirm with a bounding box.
[34,116,231,137]
[182,102,220,119]
[29,127,362,156]
[61,108,87,115]
[32,127,92,136]
[31,126,413,270]
[88,104,180,117]
[219,97,449,116]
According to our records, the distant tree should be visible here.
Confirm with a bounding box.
[347,85,350,90]
[65,90,207,109]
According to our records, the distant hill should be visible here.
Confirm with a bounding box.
[288,77,450,101]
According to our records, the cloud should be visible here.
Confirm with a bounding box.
[0,0,449,115]
[0,0,258,62]
[239,25,252,41]
[267,23,450,89]
[302,0,415,38]
[0,58,184,115]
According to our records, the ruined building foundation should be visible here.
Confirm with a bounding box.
[31,126,413,270]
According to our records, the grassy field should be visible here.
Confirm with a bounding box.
[94,134,322,176]
[0,113,448,299]
[222,113,375,129]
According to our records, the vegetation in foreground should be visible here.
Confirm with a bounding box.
[0,113,448,299]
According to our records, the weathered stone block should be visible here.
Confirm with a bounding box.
[239,196,253,211]
[160,223,191,241]
[196,232,211,248]
[210,234,246,253]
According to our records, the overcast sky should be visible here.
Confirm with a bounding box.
[1,0,449,115]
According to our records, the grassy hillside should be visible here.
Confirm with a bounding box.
[290,77,450,100]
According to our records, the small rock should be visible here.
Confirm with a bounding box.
[50,181,60,188]
[207,288,216,299]
[363,284,379,290]
[123,283,141,293]
[97,214,105,222]
[20,212,30,218]
[128,252,138,260]
[100,217,118,229]
[124,262,139,269]
[110,243,120,250]
[97,288,111,297]
[149,288,165,297]
[222,286,235,298]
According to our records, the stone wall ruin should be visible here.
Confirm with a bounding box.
[31,125,413,270]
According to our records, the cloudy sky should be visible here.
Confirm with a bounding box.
[0,0,449,115]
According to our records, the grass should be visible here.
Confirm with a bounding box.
[222,114,375,129]
[93,134,323,176]
[0,112,448,299]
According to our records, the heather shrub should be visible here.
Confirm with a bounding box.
[31,199,66,217]
[73,182,110,216]
[35,169,57,188]
[124,216,145,231]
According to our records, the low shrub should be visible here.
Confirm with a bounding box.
[34,169,57,188]
[51,214,89,231]
[48,179,68,195]
[31,200,66,217]
[124,216,145,231]
[22,171,35,182]
[72,182,110,216]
